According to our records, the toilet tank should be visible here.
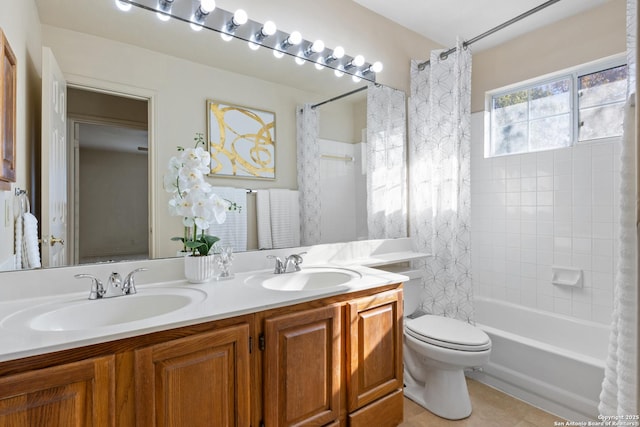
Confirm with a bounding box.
[403,276,424,316]
[374,265,425,316]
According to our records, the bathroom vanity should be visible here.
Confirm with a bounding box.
[0,239,421,427]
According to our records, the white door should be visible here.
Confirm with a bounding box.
[41,47,68,267]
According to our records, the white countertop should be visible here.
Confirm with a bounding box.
[0,238,429,363]
[0,264,408,362]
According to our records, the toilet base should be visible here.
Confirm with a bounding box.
[404,366,472,420]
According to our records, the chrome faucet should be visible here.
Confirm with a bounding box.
[267,252,306,274]
[75,268,148,300]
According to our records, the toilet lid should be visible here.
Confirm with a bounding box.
[405,315,491,351]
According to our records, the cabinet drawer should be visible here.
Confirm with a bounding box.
[347,389,403,427]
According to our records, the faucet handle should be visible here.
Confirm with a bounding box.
[286,252,306,272]
[267,255,284,273]
[123,268,148,295]
[74,274,104,300]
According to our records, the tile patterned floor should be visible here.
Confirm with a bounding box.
[400,379,565,427]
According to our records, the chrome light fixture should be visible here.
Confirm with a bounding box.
[117,0,383,83]
[345,54,365,70]
[362,61,383,75]
[303,40,325,58]
[254,20,277,43]
[325,46,345,64]
[221,9,247,41]
[190,0,216,31]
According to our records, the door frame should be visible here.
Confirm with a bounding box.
[64,74,157,260]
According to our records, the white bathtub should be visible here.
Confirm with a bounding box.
[467,297,609,421]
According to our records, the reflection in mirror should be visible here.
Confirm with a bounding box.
[5,0,396,272]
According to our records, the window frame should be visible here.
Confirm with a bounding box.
[485,54,627,158]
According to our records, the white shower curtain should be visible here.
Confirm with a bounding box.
[366,84,407,239]
[296,104,321,245]
[408,39,474,322]
[599,0,638,416]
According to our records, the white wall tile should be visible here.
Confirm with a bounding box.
[470,112,618,324]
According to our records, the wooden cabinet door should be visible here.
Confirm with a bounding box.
[0,356,115,427]
[346,289,403,411]
[263,304,341,427]
[135,323,251,427]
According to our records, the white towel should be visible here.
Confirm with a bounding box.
[22,213,41,269]
[14,214,22,270]
[256,189,301,249]
[210,187,247,252]
[269,189,300,249]
[256,190,273,249]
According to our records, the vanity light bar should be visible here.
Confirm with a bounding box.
[116,0,381,83]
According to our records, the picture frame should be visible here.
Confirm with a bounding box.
[206,100,276,180]
[0,29,16,191]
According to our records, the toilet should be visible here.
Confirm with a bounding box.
[403,279,491,420]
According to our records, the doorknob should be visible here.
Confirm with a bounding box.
[50,235,65,246]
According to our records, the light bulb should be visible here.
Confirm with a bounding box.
[221,33,233,42]
[288,31,302,46]
[332,46,345,59]
[352,75,362,83]
[115,0,132,11]
[353,55,365,67]
[200,0,216,13]
[233,9,248,26]
[273,49,284,59]
[156,11,170,21]
[262,21,277,36]
[315,62,325,70]
[190,22,203,31]
[371,61,383,73]
[311,40,325,53]
[334,69,344,77]
[248,41,260,51]
[295,57,305,65]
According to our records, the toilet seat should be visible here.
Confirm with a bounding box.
[405,315,491,352]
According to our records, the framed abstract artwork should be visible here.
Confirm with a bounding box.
[206,100,276,179]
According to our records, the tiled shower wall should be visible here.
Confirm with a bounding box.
[470,113,620,324]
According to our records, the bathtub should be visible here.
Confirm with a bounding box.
[467,297,609,421]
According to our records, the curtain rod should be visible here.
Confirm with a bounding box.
[417,0,562,71]
[310,85,369,110]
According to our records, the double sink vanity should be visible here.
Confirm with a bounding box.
[0,238,424,427]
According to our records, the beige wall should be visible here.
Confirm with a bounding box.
[472,0,627,113]
[0,0,41,266]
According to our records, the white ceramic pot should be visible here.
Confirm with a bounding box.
[184,254,215,283]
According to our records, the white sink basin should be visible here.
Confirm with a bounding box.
[245,267,362,291]
[1,287,207,332]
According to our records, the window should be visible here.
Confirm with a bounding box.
[488,59,628,157]
[578,64,628,141]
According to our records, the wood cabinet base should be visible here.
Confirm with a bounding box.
[348,389,404,427]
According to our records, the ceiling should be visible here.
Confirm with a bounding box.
[353,0,611,52]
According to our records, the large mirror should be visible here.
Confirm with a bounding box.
[5,0,395,271]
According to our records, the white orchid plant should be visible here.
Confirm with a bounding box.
[164,133,240,256]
